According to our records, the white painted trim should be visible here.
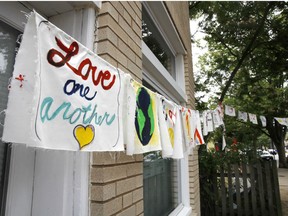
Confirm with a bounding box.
[143,1,186,55]
[142,42,187,103]
[0,2,31,31]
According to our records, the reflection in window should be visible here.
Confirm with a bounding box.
[143,151,180,216]
[142,8,175,78]
[0,19,21,213]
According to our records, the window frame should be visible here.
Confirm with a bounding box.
[141,2,191,216]
[0,2,99,216]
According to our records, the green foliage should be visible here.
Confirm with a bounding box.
[190,1,288,167]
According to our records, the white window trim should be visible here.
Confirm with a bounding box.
[142,1,187,103]
[142,2,191,216]
[0,2,96,216]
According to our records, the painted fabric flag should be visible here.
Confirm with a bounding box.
[248,113,258,124]
[192,110,205,145]
[158,97,183,159]
[203,111,214,136]
[274,117,288,127]
[238,111,248,122]
[157,95,173,157]
[212,109,223,129]
[121,72,136,155]
[3,12,124,151]
[225,105,236,117]
[131,80,162,154]
[181,107,194,148]
[259,115,267,127]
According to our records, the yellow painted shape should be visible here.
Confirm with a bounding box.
[74,125,95,149]
[168,127,174,148]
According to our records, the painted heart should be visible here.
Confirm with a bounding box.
[73,124,95,150]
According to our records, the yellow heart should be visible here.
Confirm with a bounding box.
[73,125,95,150]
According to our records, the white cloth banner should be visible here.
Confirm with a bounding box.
[130,80,162,154]
[212,109,223,128]
[259,115,267,127]
[203,111,214,136]
[238,111,248,122]
[193,110,205,145]
[275,117,288,127]
[3,12,125,151]
[248,113,258,124]
[225,105,236,117]
[158,97,183,159]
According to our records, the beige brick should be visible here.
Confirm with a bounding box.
[97,27,118,46]
[132,20,141,38]
[111,1,124,16]
[118,39,136,62]
[91,196,122,215]
[98,53,118,68]
[135,55,142,68]
[122,9,132,25]
[115,48,128,68]
[91,165,127,183]
[116,177,136,195]
[98,2,118,22]
[123,192,133,208]
[121,2,137,20]
[132,188,143,203]
[116,152,135,164]
[135,175,143,187]
[135,200,143,215]
[116,205,136,216]
[91,183,115,201]
[128,1,141,20]
[97,40,117,56]
[127,59,141,77]
[126,163,143,176]
[135,154,143,162]
[92,152,116,165]
[118,15,140,44]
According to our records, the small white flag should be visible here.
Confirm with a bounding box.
[274,117,288,127]
[259,116,267,127]
[225,105,236,117]
[238,111,248,122]
[222,135,226,150]
[248,113,258,124]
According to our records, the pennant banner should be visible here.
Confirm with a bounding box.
[225,105,236,117]
[248,113,258,125]
[259,115,267,127]
[3,12,124,151]
[275,117,288,127]
[238,111,248,122]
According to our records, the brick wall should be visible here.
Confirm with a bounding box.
[91,1,143,216]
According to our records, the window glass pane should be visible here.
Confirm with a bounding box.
[143,151,180,216]
[142,8,175,78]
[0,19,21,212]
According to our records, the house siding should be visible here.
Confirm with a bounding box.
[91,1,143,215]
[91,1,199,216]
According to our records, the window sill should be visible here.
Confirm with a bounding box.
[169,204,192,216]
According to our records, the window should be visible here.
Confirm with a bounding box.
[0,19,20,215]
[142,2,191,216]
[0,2,98,215]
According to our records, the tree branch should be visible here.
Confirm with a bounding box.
[219,2,275,102]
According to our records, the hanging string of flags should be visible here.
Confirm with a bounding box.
[2,12,287,158]
[1,11,206,159]
[223,104,288,127]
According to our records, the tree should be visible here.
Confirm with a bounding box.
[190,1,288,167]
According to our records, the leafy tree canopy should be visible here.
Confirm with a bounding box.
[190,1,288,167]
